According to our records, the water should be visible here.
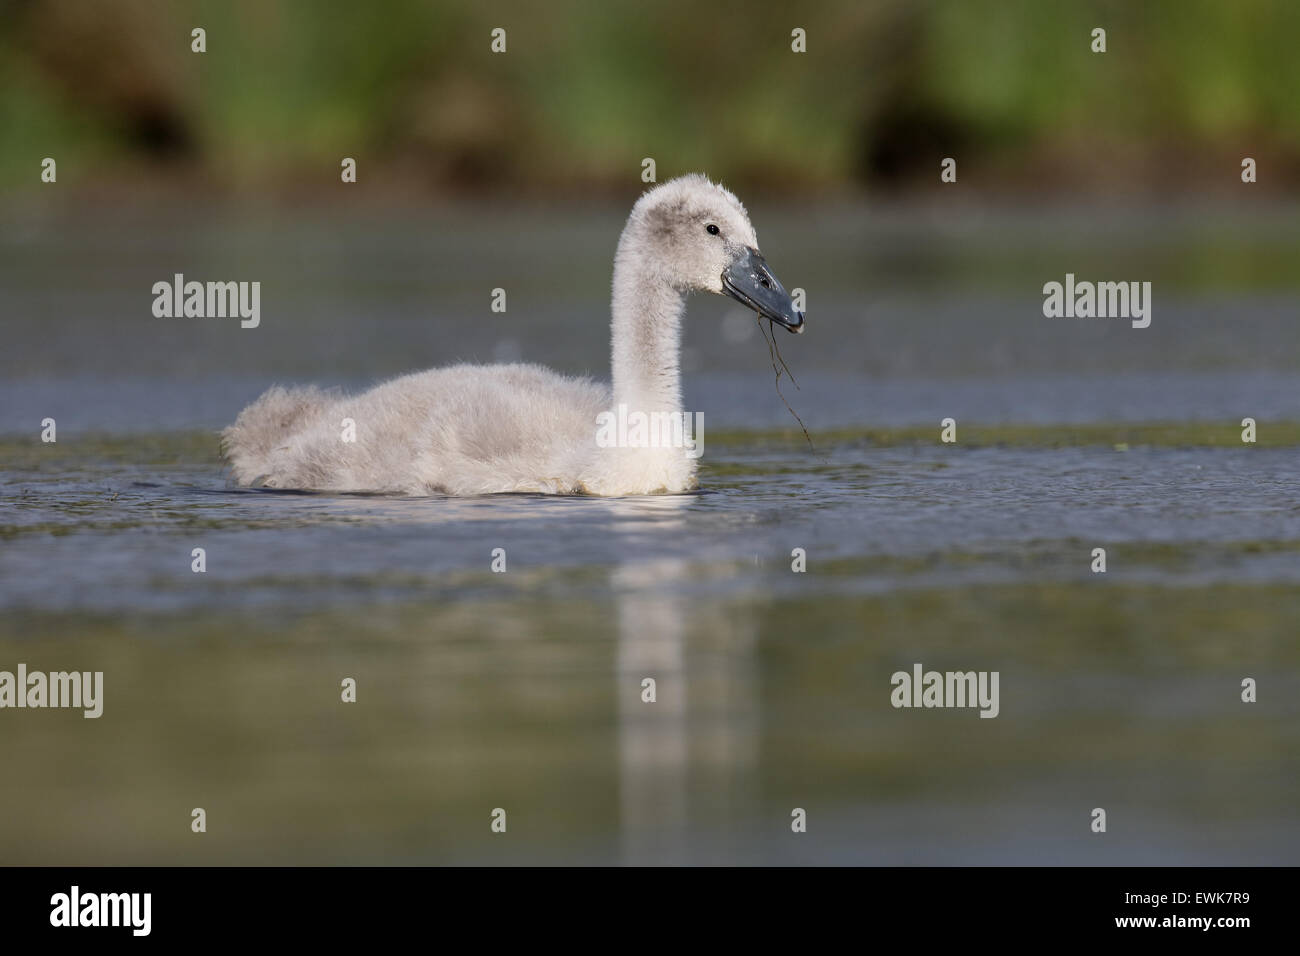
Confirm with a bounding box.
[1,200,1298,864]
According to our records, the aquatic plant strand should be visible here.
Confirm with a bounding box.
[758,316,815,455]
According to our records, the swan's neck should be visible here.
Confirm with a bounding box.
[609,246,685,413]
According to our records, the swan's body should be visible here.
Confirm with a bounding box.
[222,174,804,496]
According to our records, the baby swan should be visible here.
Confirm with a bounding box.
[222,174,804,496]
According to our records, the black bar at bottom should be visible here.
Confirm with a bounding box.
[0,866,1285,942]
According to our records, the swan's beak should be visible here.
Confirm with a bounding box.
[722,247,804,334]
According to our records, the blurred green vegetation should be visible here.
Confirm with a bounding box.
[1,0,1298,196]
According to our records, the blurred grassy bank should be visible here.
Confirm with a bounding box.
[2,0,1299,199]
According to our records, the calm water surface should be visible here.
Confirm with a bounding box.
[1,201,1297,863]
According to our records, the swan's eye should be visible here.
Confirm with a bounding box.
[705,224,720,236]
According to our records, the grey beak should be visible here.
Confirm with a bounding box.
[722,246,804,334]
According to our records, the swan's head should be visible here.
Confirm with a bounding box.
[624,174,804,333]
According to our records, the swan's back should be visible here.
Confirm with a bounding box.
[223,363,609,495]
